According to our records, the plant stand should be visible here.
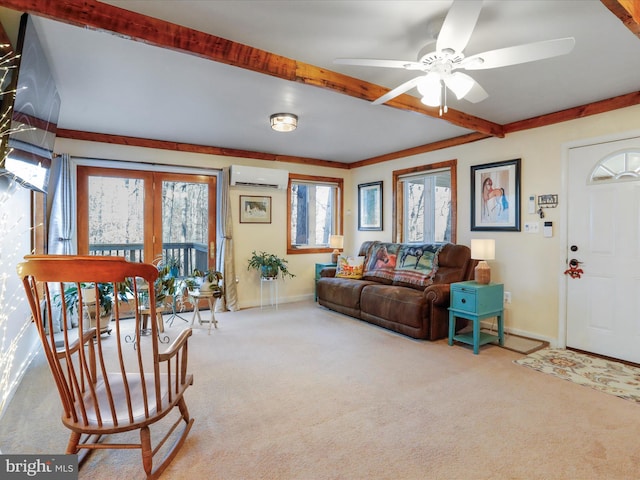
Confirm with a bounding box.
[260,277,278,310]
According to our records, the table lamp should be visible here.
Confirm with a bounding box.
[471,239,495,284]
[329,235,344,263]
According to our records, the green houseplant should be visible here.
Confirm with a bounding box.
[247,251,295,280]
[191,268,224,297]
[165,255,182,277]
[58,280,132,333]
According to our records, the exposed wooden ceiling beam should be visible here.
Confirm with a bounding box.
[504,91,640,134]
[55,128,350,170]
[601,0,640,37]
[0,0,503,138]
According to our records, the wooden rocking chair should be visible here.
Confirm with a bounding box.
[17,255,194,479]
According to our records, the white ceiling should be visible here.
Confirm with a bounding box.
[24,1,640,164]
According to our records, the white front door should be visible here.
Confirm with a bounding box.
[566,137,640,363]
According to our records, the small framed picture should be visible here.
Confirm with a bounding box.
[471,159,521,231]
[239,195,271,224]
[358,181,383,231]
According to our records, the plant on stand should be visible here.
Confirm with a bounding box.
[191,268,224,298]
[58,281,132,334]
[247,251,295,280]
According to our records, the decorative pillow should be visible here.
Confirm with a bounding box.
[362,242,400,284]
[391,243,444,289]
[335,255,365,279]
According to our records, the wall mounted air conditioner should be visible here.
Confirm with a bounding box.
[230,165,289,190]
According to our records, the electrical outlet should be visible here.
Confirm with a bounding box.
[504,291,512,304]
[524,222,539,233]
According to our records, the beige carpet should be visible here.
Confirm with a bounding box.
[1,301,639,479]
[515,348,640,403]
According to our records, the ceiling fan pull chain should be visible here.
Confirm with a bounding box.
[443,84,448,114]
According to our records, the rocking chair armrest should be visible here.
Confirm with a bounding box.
[56,327,98,358]
[158,328,193,362]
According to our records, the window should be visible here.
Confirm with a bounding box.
[590,150,640,183]
[393,160,457,244]
[287,174,343,254]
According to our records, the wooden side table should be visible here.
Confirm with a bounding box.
[189,290,218,334]
[448,281,504,354]
[315,262,336,301]
[138,305,167,334]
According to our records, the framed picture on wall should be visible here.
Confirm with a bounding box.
[471,159,521,231]
[239,195,272,224]
[358,181,383,231]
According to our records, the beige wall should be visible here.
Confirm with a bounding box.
[56,104,640,345]
[55,139,353,309]
[350,105,640,344]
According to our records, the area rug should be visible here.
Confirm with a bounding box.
[514,348,640,404]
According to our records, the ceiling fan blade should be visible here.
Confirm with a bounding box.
[463,80,489,103]
[436,0,482,54]
[333,58,422,70]
[461,37,576,70]
[372,77,421,105]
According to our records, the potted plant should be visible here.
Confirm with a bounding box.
[166,255,181,278]
[247,251,295,280]
[191,268,224,297]
[154,264,177,306]
[58,280,132,334]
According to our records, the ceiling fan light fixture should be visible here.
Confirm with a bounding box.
[417,73,441,107]
[445,72,475,100]
[270,113,298,132]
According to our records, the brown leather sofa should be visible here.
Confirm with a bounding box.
[316,241,476,340]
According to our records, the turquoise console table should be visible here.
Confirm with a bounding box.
[448,281,504,354]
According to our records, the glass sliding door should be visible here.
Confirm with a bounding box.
[157,174,216,276]
[78,167,217,272]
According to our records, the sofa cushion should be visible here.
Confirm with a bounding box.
[316,277,377,311]
[335,255,365,279]
[360,284,427,330]
[391,243,444,290]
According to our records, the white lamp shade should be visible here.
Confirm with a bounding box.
[444,72,475,100]
[329,235,344,249]
[471,239,495,260]
[417,73,442,107]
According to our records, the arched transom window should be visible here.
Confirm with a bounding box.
[590,150,640,183]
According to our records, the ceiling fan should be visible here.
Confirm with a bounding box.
[334,0,575,115]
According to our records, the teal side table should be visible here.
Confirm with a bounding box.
[315,263,336,301]
[448,281,504,354]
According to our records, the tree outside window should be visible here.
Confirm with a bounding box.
[288,174,343,253]
[393,160,457,244]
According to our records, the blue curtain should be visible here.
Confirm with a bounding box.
[48,153,76,255]
[47,153,77,331]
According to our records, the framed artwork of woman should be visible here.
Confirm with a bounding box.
[471,159,521,231]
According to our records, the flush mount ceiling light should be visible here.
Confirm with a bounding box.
[270,113,298,132]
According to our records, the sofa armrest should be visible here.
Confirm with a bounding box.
[424,283,451,307]
[319,267,337,278]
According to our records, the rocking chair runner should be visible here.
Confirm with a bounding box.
[17,255,194,479]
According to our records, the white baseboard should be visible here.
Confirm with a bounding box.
[479,319,556,347]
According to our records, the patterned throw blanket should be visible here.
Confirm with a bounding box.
[362,242,445,289]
